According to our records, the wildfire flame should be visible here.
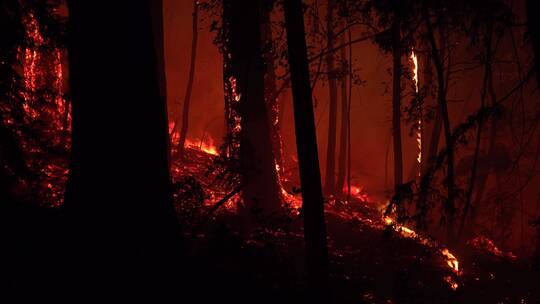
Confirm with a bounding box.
[410,50,422,168]
[441,248,459,273]
[229,76,242,133]
[347,185,370,202]
[185,137,219,156]
[384,214,461,290]
[22,13,65,119]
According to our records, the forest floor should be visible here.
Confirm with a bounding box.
[2,145,539,303]
[172,146,540,303]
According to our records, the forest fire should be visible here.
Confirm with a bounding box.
[3,0,540,302]
[441,248,460,273]
[184,137,219,156]
[410,49,422,167]
[383,214,461,289]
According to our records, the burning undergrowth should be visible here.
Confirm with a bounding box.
[166,142,539,303]
[10,135,539,302]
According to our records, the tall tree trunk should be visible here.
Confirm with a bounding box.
[347,27,353,200]
[63,0,179,296]
[336,33,348,197]
[324,0,338,196]
[224,0,282,220]
[423,3,456,242]
[527,0,540,87]
[527,0,540,266]
[391,12,403,193]
[470,49,500,230]
[458,20,493,241]
[416,30,440,231]
[261,1,284,174]
[423,28,446,174]
[283,0,330,298]
[175,0,199,160]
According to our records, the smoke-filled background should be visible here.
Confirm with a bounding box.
[163,0,540,256]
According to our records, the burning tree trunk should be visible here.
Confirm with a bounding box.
[175,0,199,160]
[336,32,349,198]
[283,0,330,298]
[324,0,338,196]
[423,3,456,242]
[63,0,179,295]
[223,0,282,219]
[391,10,403,193]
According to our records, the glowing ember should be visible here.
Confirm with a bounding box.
[441,248,459,273]
[467,236,517,259]
[347,185,370,201]
[444,276,459,291]
[383,216,418,239]
[229,76,241,103]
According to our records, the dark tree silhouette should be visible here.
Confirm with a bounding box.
[392,6,403,193]
[175,0,199,160]
[324,0,338,196]
[283,0,330,299]
[527,0,540,87]
[261,0,284,174]
[527,0,540,265]
[459,20,494,240]
[336,32,349,197]
[223,0,282,220]
[423,2,456,241]
[63,0,179,296]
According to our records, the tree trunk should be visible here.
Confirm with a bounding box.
[224,0,282,220]
[423,3,456,242]
[283,0,330,298]
[458,21,493,241]
[346,27,353,200]
[175,0,199,160]
[527,0,540,87]
[336,33,348,197]
[261,1,284,174]
[391,12,403,193]
[470,45,500,230]
[423,27,445,174]
[324,0,338,196]
[63,0,179,296]
[526,0,540,266]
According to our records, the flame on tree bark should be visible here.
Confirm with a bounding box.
[416,26,443,231]
[324,0,338,196]
[283,0,330,298]
[63,0,179,295]
[223,0,282,219]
